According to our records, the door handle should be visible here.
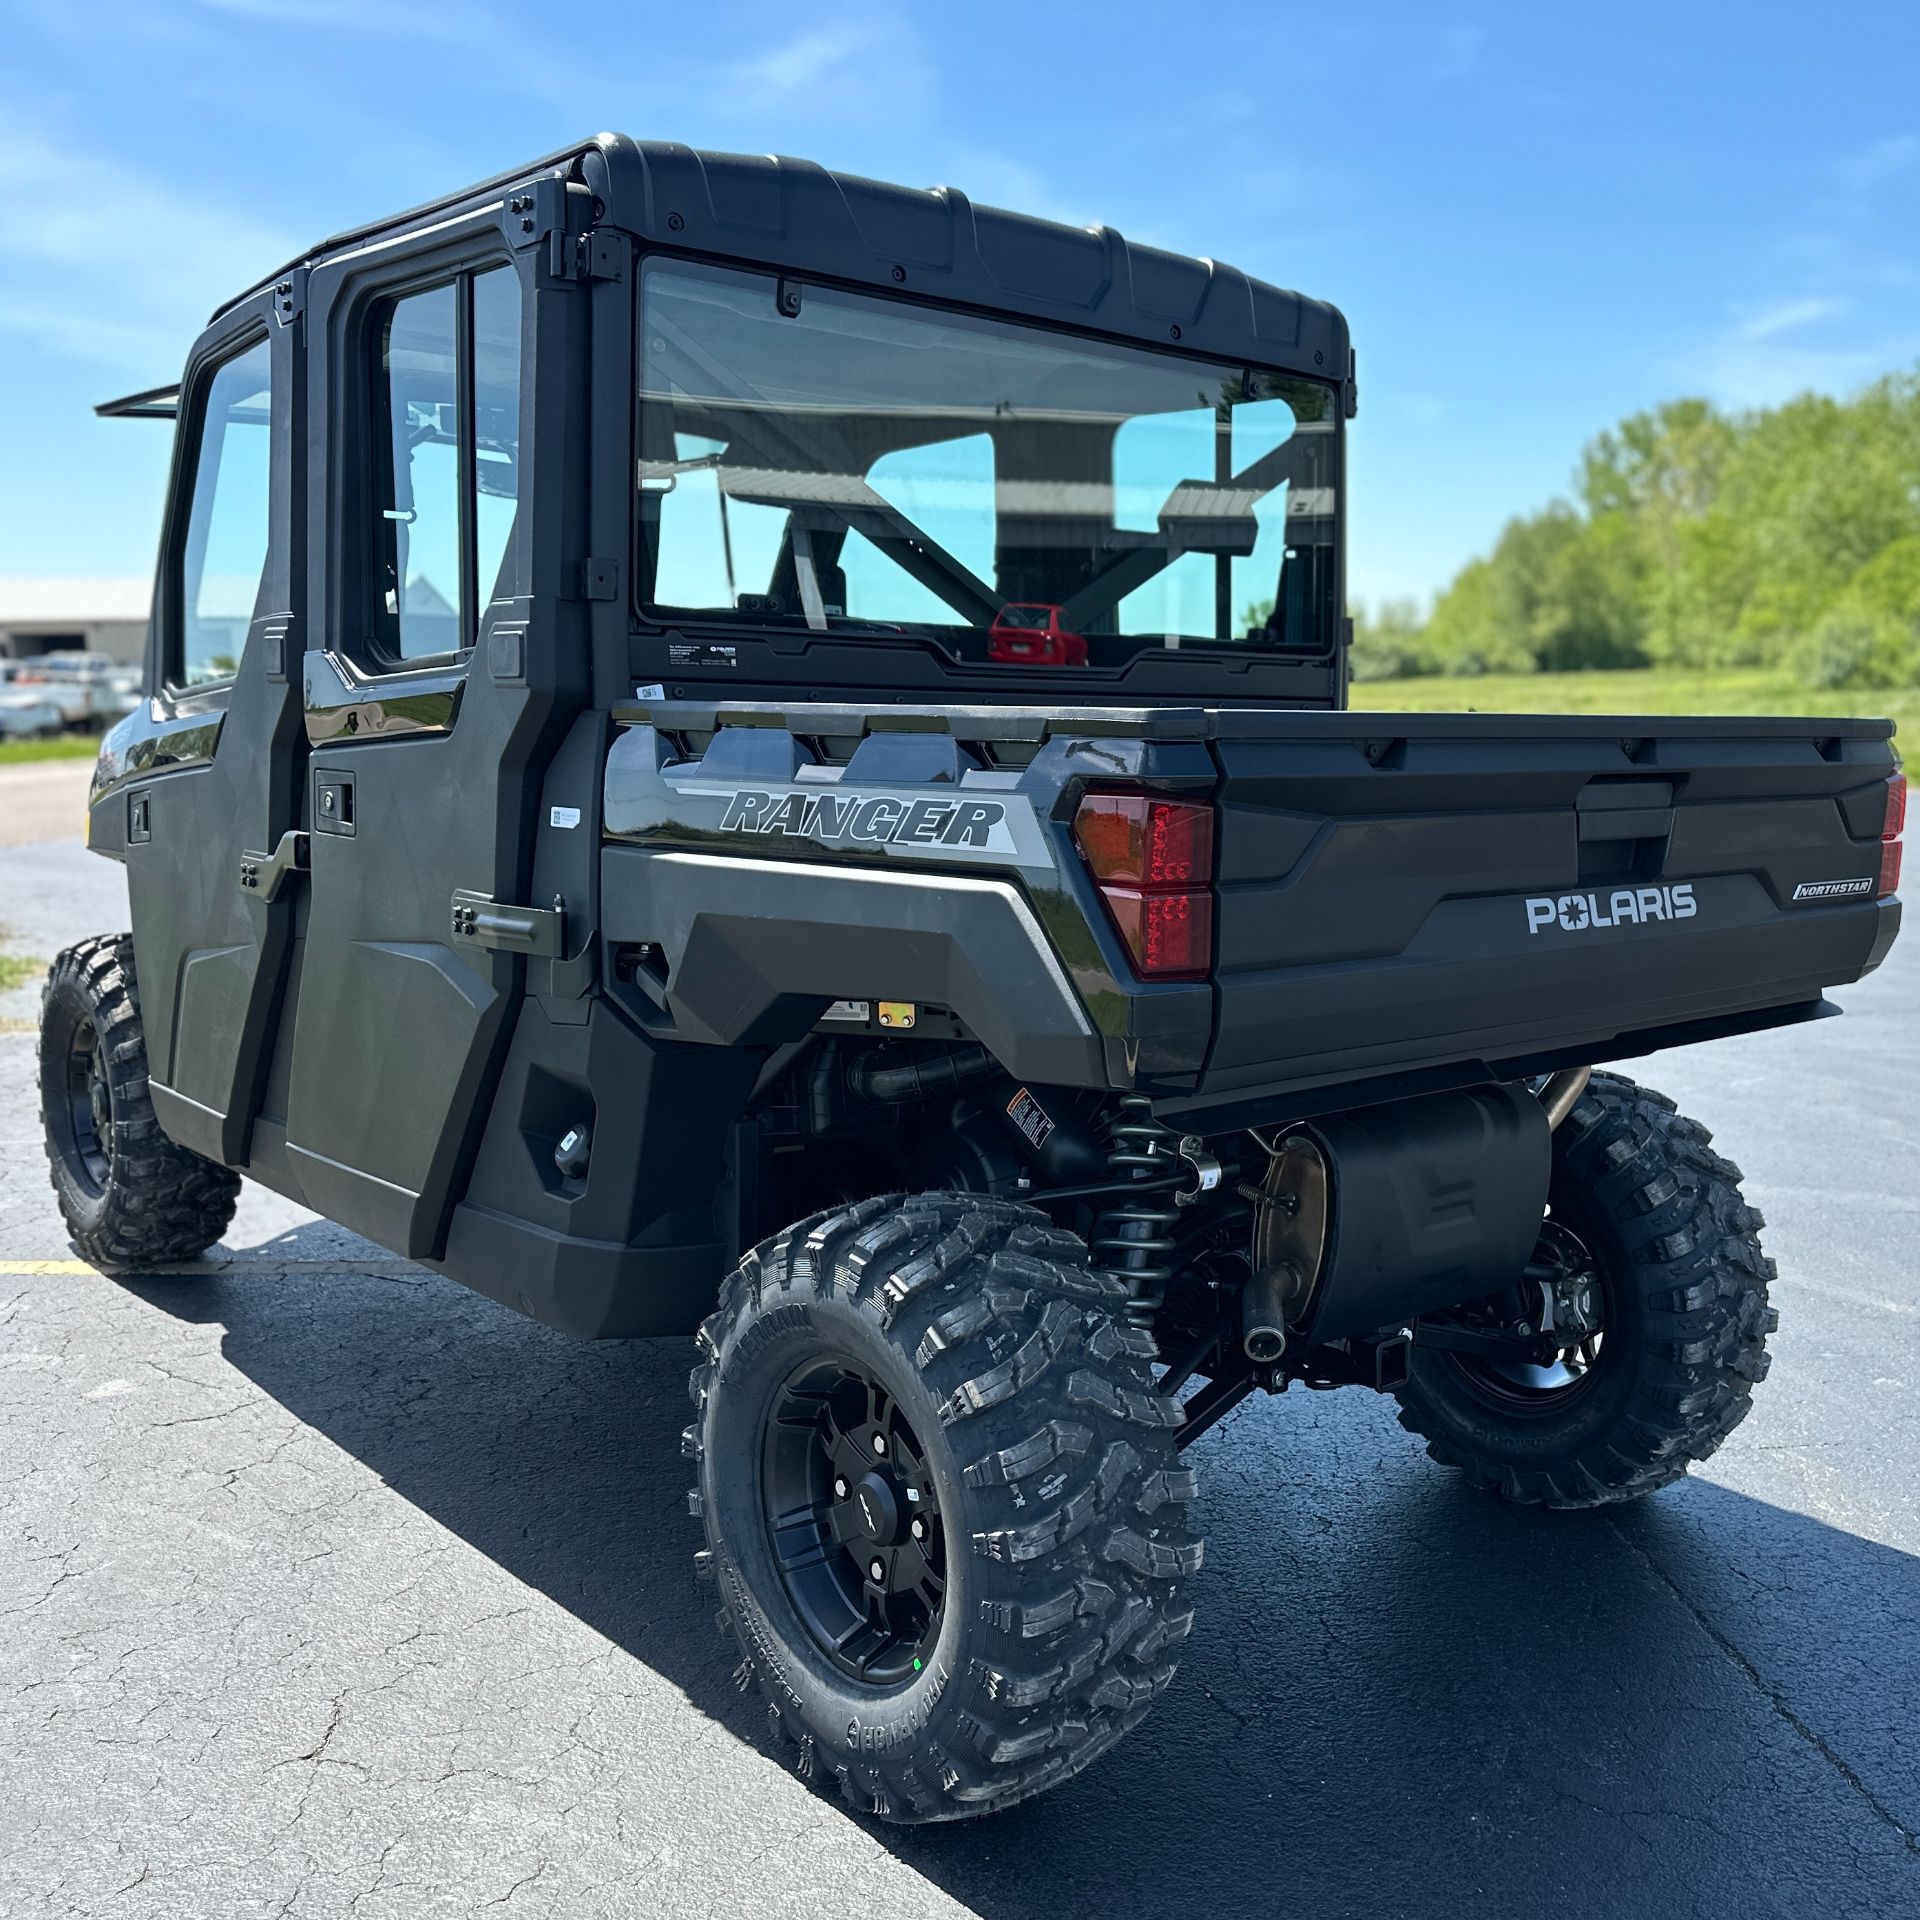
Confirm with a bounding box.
[240,830,309,902]
[451,889,566,958]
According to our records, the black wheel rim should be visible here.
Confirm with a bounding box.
[760,1357,946,1688]
[61,1016,113,1197]
[1445,1217,1611,1417]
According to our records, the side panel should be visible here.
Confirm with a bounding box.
[430,992,757,1337]
[276,196,591,1259]
[601,847,1107,1089]
[600,713,1216,1090]
[93,287,308,1168]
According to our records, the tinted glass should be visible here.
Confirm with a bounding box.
[375,284,462,659]
[179,338,272,686]
[472,264,522,608]
[637,259,1339,667]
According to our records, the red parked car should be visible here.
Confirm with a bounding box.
[987,602,1088,666]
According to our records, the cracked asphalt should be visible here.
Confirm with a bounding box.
[2,788,1917,1918]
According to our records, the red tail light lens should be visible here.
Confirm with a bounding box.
[1072,791,1214,979]
[1882,771,1906,900]
[1097,886,1214,979]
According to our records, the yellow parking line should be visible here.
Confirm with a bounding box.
[1,1258,422,1276]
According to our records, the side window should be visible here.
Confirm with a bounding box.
[178,338,272,687]
[472,266,523,616]
[369,263,522,663]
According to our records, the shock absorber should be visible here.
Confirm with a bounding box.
[1089,1094,1181,1325]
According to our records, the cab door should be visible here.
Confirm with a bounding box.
[126,281,308,1169]
[276,207,586,1259]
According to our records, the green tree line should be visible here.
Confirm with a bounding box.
[1354,369,1920,689]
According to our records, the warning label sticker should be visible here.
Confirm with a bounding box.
[1005,1087,1056,1152]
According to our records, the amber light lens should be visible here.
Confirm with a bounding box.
[1072,792,1214,887]
[1072,790,1215,979]
[1882,771,1907,900]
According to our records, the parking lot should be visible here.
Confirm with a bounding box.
[2,761,1916,1919]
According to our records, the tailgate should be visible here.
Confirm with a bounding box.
[1194,714,1901,1105]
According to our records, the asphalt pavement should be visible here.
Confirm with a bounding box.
[1,780,1916,1919]
[0,756,93,849]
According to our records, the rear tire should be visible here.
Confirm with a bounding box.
[688,1192,1202,1823]
[1393,1073,1777,1508]
[39,934,240,1270]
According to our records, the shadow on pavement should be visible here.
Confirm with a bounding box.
[127,1225,1920,1918]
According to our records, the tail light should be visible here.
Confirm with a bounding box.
[1072,790,1214,980]
[1882,770,1906,900]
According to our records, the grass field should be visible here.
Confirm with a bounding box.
[0,734,102,768]
[1352,665,1913,750]
[2,673,1909,761]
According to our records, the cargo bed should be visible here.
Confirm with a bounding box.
[607,700,1901,1123]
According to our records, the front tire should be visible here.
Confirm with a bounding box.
[688,1193,1202,1823]
[1393,1073,1777,1508]
[39,934,240,1270]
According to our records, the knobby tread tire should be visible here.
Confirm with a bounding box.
[1393,1071,1778,1509]
[687,1193,1202,1823]
[39,933,240,1270]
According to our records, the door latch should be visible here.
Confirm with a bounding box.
[451,889,566,958]
[239,830,309,902]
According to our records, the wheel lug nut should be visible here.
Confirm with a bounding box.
[869,1558,886,1583]
[832,1476,849,1500]
[910,1517,926,1542]
[871,1433,888,1456]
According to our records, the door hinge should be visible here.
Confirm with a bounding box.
[579,556,621,601]
[546,226,627,283]
[505,176,569,253]
[451,889,566,958]
[240,830,309,903]
[271,267,307,328]
[577,230,627,281]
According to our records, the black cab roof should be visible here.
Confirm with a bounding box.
[214,132,1350,392]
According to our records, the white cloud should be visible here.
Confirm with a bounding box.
[1730,295,1851,342]
[1699,318,1920,410]
[0,110,298,375]
[737,29,867,101]
[944,153,1092,229]
[1833,133,1920,196]
[731,22,931,119]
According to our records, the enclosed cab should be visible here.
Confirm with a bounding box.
[44,135,1901,1825]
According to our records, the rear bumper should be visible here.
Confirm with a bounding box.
[1172,894,1897,1127]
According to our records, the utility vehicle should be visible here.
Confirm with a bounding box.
[43,135,1904,1823]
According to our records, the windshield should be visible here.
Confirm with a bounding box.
[636,259,1339,667]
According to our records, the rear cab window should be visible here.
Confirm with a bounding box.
[633,258,1340,673]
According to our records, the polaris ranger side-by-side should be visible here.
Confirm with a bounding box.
[43,135,1903,1823]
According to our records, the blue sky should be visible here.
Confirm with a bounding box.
[1,0,1916,609]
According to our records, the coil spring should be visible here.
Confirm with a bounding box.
[1089,1093,1180,1325]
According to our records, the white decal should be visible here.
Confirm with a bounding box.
[1524,883,1697,935]
[718,786,1016,855]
